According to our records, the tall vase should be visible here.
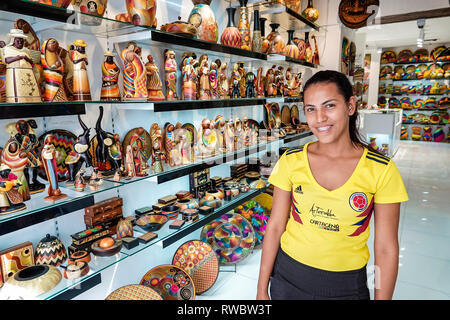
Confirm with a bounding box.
[125,0,157,27]
[188,0,219,43]
[238,0,251,50]
[283,30,300,59]
[301,0,319,23]
[260,17,269,54]
[251,10,262,53]
[221,7,242,48]
[304,32,313,63]
[267,23,285,55]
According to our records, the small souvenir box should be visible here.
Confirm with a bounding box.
[169,219,185,230]
[198,205,214,215]
[135,206,153,217]
[138,232,158,244]
[0,242,34,284]
[121,237,139,250]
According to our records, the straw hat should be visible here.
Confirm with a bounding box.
[104,51,115,57]
[7,29,28,39]
[73,39,88,47]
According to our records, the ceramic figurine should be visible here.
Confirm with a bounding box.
[369,137,379,151]
[163,122,179,167]
[41,134,67,202]
[305,32,313,63]
[238,0,251,50]
[14,19,43,95]
[275,66,285,96]
[217,60,230,99]
[230,63,241,99]
[145,54,165,101]
[181,53,198,101]
[41,38,69,102]
[125,145,136,178]
[234,118,245,150]
[197,118,217,158]
[100,51,121,101]
[285,0,302,13]
[129,127,149,176]
[164,49,178,101]
[89,167,104,190]
[65,115,93,185]
[215,115,226,153]
[188,0,218,43]
[74,169,85,192]
[256,67,265,98]
[302,0,319,23]
[0,164,26,215]
[5,119,44,194]
[259,18,269,54]
[245,71,256,98]
[1,138,31,202]
[237,62,247,98]
[209,62,219,100]
[284,30,300,59]
[266,23,285,55]
[121,42,148,101]
[4,29,42,103]
[108,134,123,175]
[174,124,191,165]
[150,123,165,172]
[288,70,302,97]
[198,54,211,100]
[93,106,117,175]
[221,7,242,48]
[265,65,276,97]
[69,40,91,101]
[251,10,262,53]
[224,119,235,153]
[125,0,157,27]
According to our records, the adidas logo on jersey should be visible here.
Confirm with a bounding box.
[294,185,303,194]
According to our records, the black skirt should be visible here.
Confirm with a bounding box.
[270,248,371,300]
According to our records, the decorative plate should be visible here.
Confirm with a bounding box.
[413,99,424,109]
[172,240,219,294]
[281,105,291,125]
[140,264,195,300]
[381,50,396,64]
[37,129,77,182]
[379,65,392,80]
[264,103,282,130]
[200,212,255,265]
[290,104,300,125]
[136,214,169,231]
[397,49,413,63]
[106,284,163,300]
[234,201,269,246]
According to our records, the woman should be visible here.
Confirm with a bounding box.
[257,70,408,300]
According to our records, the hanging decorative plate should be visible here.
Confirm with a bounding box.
[37,129,77,182]
[122,127,152,164]
[171,240,219,295]
[413,99,424,109]
[281,105,291,126]
[106,284,163,300]
[290,104,300,126]
[397,49,413,63]
[412,48,429,63]
[338,0,379,29]
[381,50,396,64]
[379,65,392,80]
[140,264,195,300]
[234,200,269,246]
[200,212,255,265]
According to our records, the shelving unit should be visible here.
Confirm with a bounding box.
[0,0,318,300]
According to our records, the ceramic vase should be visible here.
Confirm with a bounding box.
[221,7,242,48]
[251,10,262,53]
[35,234,67,267]
[284,30,300,59]
[267,23,285,55]
[302,0,319,23]
[238,0,251,50]
[259,17,269,54]
[188,0,218,43]
[126,0,157,27]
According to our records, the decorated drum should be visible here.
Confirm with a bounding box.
[140,264,195,300]
[200,212,255,265]
[106,284,163,300]
[172,240,219,294]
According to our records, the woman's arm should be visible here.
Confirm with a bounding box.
[256,187,291,300]
[373,202,401,300]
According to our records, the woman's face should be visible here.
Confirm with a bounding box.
[303,82,356,145]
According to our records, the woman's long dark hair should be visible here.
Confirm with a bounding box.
[303,70,378,153]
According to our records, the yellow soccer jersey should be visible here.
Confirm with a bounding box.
[268,142,409,272]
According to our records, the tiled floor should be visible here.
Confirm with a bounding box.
[198,141,450,300]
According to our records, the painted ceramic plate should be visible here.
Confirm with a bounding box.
[172,240,219,294]
[37,129,77,181]
[200,212,255,265]
[106,284,163,300]
[140,264,195,300]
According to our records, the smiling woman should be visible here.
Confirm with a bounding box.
[257,70,409,301]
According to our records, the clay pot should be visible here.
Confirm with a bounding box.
[35,234,67,267]
[267,23,285,55]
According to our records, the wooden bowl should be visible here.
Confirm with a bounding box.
[91,238,122,257]
[161,205,180,220]
[136,214,169,231]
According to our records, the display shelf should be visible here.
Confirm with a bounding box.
[0,102,86,120]
[226,0,320,32]
[266,53,318,68]
[283,130,313,143]
[152,98,266,112]
[122,185,267,254]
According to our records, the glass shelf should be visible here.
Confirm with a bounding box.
[0,102,86,120]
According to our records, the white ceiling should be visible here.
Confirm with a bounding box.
[358,16,450,49]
